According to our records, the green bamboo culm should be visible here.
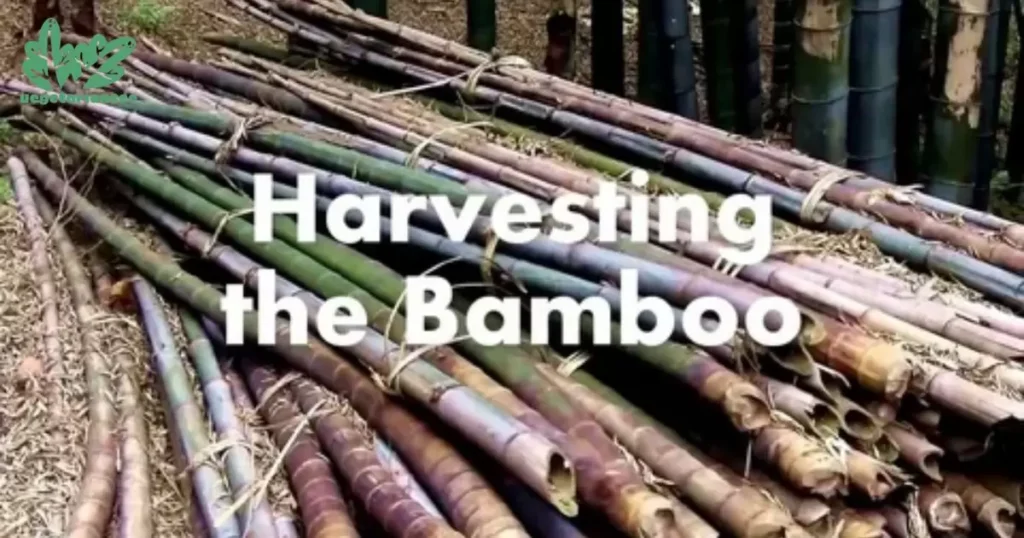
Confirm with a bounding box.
[466,0,497,51]
[699,0,739,130]
[895,0,932,184]
[792,0,854,164]
[923,0,991,206]
[770,0,795,120]
[972,0,1011,209]
[591,0,625,95]
[1006,0,1024,203]
[732,0,763,136]
[638,0,698,118]
[847,0,901,180]
[351,0,387,17]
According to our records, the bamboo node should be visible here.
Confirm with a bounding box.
[202,208,255,256]
[799,169,861,224]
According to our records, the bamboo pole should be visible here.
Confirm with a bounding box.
[21,138,529,538]
[466,0,496,51]
[130,277,242,538]
[792,0,853,164]
[11,159,121,538]
[699,0,739,131]
[771,0,795,121]
[287,376,462,538]
[895,0,932,184]
[848,0,900,179]
[535,366,809,538]
[732,0,763,136]
[944,473,1016,538]
[883,423,943,481]
[918,484,971,537]
[924,0,990,205]
[590,0,624,95]
[972,0,1010,209]
[33,193,154,538]
[179,310,280,536]
[236,360,360,538]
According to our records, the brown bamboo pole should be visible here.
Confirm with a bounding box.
[973,475,1024,513]
[287,376,463,538]
[833,395,882,442]
[918,484,971,537]
[8,157,61,374]
[742,471,833,537]
[755,376,841,435]
[836,510,891,538]
[10,156,119,538]
[238,361,359,538]
[944,473,1016,538]
[845,450,899,501]
[34,193,153,537]
[883,424,943,482]
[534,365,807,538]
[862,401,898,425]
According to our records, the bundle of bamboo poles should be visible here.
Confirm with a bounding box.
[5,3,1024,537]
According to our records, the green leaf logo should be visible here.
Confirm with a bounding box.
[21,18,135,92]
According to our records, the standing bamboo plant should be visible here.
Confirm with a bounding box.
[732,0,762,136]
[699,0,739,131]
[771,0,795,123]
[591,0,624,95]
[972,0,1010,208]
[896,0,933,184]
[848,0,901,179]
[793,0,854,164]
[924,0,990,205]
[466,0,496,51]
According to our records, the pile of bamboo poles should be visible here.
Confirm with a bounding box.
[5,2,1024,537]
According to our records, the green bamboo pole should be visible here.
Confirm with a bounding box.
[848,0,901,180]
[895,0,932,184]
[699,0,739,130]
[770,0,795,120]
[1006,0,1024,203]
[732,0,763,136]
[972,0,1010,209]
[636,0,663,105]
[19,120,528,538]
[466,0,496,51]
[591,0,625,95]
[351,0,386,18]
[792,0,854,164]
[924,0,991,205]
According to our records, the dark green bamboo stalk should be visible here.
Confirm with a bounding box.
[972,0,1011,209]
[792,0,854,164]
[895,0,932,184]
[591,0,624,95]
[848,0,901,180]
[770,0,795,120]
[1006,0,1024,202]
[732,0,763,136]
[638,0,698,117]
[637,0,663,105]
[662,0,699,118]
[924,0,991,205]
[351,0,386,18]
[699,0,739,130]
[21,110,528,538]
[466,0,496,51]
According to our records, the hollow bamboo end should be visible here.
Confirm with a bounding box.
[923,491,970,532]
[809,403,842,435]
[547,451,579,516]
[841,407,881,442]
[978,500,1017,538]
[917,450,944,483]
[724,384,774,432]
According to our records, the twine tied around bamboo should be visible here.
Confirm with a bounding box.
[403,120,492,169]
[799,169,862,224]
[202,208,256,256]
[369,54,531,100]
